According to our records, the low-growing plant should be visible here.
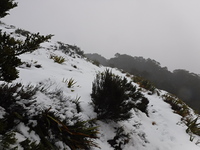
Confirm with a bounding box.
[0,82,100,149]
[32,109,99,150]
[15,28,31,37]
[63,78,77,88]
[162,93,200,138]
[71,96,82,113]
[91,69,149,121]
[92,60,100,67]
[186,117,200,136]
[133,76,156,94]
[107,126,130,150]
[50,54,65,64]
[162,94,190,117]
[0,132,17,149]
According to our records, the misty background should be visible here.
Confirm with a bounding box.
[2,0,200,74]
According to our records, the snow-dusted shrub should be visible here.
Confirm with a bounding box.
[162,94,190,117]
[107,126,130,150]
[0,83,99,149]
[0,30,52,82]
[0,0,17,18]
[162,94,200,137]
[15,28,30,37]
[133,76,156,94]
[50,54,65,64]
[91,69,149,121]
[186,117,200,136]
[32,109,99,150]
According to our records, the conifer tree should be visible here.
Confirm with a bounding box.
[0,0,17,18]
[0,31,52,82]
[0,0,53,82]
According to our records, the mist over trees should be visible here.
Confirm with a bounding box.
[86,53,200,113]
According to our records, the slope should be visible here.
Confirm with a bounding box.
[0,22,200,150]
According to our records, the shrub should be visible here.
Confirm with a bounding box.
[133,76,156,94]
[0,82,99,149]
[15,28,31,37]
[186,117,200,136]
[107,126,130,150]
[162,94,190,117]
[0,0,17,18]
[50,54,65,64]
[91,69,149,121]
[62,78,77,88]
[32,109,99,150]
[0,31,52,82]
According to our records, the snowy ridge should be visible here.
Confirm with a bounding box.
[0,22,200,150]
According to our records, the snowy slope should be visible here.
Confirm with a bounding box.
[0,22,200,150]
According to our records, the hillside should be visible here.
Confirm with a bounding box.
[86,53,200,113]
[0,22,200,150]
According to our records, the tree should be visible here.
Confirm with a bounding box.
[91,69,149,121]
[0,0,17,18]
[0,30,53,82]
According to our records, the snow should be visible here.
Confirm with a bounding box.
[0,22,200,150]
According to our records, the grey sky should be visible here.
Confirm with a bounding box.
[3,0,200,74]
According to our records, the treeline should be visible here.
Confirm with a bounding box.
[86,53,200,113]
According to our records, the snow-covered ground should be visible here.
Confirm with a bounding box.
[0,22,200,150]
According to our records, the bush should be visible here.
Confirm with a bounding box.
[0,82,99,149]
[0,0,17,18]
[50,54,65,64]
[107,126,130,150]
[15,28,30,37]
[0,31,52,82]
[133,76,156,94]
[91,69,149,121]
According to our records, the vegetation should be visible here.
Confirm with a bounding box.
[57,41,84,58]
[50,54,65,64]
[133,76,156,94]
[62,78,77,88]
[107,126,130,150]
[86,53,200,113]
[0,0,17,18]
[0,83,99,150]
[91,69,149,121]
[15,28,31,37]
[162,93,200,138]
[0,30,52,82]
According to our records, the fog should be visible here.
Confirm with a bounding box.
[3,0,200,74]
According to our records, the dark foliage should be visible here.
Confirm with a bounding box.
[15,28,31,37]
[88,53,200,113]
[0,0,17,18]
[107,126,130,150]
[57,41,84,57]
[0,83,99,149]
[0,30,52,82]
[0,83,37,134]
[91,69,149,121]
[32,110,99,150]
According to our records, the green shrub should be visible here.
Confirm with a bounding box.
[133,76,156,94]
[107,126,130,150]
[50,54,65,64]
[0,30,52,82]
[32,109,99,150]
[91,69,149,121]
[0,0,17,18]
[162,94,190,117]
[0,82,99,149]
[15,28,30,37]
[62,78,77,88]
[162,94,200,138]
[186,117,200,136]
